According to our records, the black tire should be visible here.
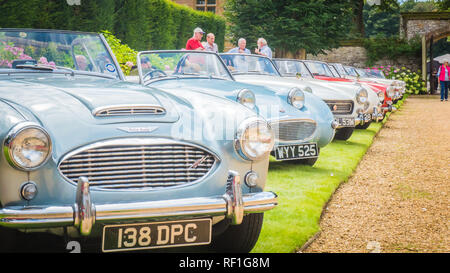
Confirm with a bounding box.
[288,148,320,166]
[292,156,318,166]
[355,121,372,130]
[0,226,19,252]
[334,127,354,141]
[210,213,264,253]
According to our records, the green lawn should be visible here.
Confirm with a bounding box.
[252,96,407,253]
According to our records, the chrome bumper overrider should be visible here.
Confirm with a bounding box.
[355,113,370,126]
[371,106,383,122]
[382,105,397,113]
[0,174,278,236]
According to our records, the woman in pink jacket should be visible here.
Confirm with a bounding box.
[437,60,450,101]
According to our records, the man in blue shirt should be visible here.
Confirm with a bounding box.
[255,38,272,59]
[227,38,251,54]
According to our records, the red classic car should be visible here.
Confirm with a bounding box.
[303,61,397,121]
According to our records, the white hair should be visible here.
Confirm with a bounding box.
[257,38,267,46]
[238,38,246,44]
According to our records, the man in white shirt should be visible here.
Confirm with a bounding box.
[203,33,218,53]
[255,38,272,59]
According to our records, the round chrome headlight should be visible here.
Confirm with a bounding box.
[3,122,52,171]
[237,89,256,109]
[235,118,274,161]
[377,91,385,102]
[288,87,305,109]
[356,87,368,104]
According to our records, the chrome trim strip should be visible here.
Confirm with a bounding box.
[92,104,166,117]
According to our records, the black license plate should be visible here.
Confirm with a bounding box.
[102,219,211,252]
[336,117,355,127]
[274,143,318,161]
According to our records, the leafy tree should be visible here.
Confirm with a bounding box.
[350,0,399,37]
[364,1,400,38]
[224,0,354,56]
[400,0,442,12]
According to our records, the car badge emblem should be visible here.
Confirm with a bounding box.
[189,155,209,169]
[333,105,338,111]
[117,126,158,133]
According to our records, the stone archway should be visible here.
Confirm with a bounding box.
[400,12,450,93]
[424,25,450,94]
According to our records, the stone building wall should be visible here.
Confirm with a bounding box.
[400,12,450,40]
[306,46,420,71]
[402,19,450,40]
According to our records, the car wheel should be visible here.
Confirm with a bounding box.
[334,127,354,141]
[294,156,319,166]
[0,227,19,252]
[355,121,371,130]
[289,148,320,166]
[210,213,264,253]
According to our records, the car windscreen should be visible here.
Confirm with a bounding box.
[365,68,386,79]
[274,60,313,78]
[355,68,370,77]
[220,54,279,76]
[303,61,335,77]
[0,30,120,78]
[328,64,341,78]
[138,51,232,82]
[333,63,348,76]
[344,66,359,77]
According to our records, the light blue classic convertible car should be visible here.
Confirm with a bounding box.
[131,50,336,166]
[0,29,278,253]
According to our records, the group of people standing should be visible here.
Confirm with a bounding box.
[184,27,449,101]
[185,27,272,58]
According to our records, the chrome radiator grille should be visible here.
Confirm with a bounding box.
[58,140,216,190]
[324,100,354,114]
[270,119,317,142]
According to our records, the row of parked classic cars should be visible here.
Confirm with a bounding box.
[0,29,405,253]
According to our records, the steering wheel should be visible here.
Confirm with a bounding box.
[143,69,167,80]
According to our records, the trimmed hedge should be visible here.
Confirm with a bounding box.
[0,0,226,51]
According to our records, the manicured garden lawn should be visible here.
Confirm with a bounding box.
[252,95,408,253]
[252,120,390,253]
[252,122,383,253]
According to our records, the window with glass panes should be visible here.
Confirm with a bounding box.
[196,0,217,13]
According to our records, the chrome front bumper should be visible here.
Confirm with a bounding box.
[381,105,397,113]
[0,174,278,236]
[353,113,370,127]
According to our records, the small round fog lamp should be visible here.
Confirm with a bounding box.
[245,171,259,188]
[21,182,37,201]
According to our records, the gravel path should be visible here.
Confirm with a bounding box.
[303,96,450,253]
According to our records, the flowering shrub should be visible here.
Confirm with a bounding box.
[368,65,427,95]
[102,30,137,76]
[1,41,68,69]
[0,41,33,68]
